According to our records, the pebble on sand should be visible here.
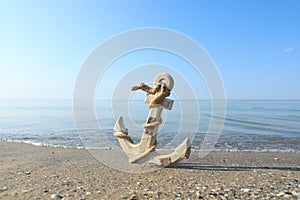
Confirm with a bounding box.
[51,193,63,199]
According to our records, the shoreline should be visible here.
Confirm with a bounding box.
[2,139,300,153]
[1,140,299,199]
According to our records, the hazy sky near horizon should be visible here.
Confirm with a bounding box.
[0,0,299,100]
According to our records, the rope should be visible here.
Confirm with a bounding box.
[143,121,162,128]
[114,130,134,143]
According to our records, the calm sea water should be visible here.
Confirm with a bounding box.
[0,100,299,152]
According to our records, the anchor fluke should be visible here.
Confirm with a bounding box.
[113,116,133,144]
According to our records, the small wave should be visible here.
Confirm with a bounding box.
[224,116,271,127]
[0,138,85,149]
[192,148,300,153]
[1,138,299,153]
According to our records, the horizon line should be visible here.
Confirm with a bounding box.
[1,98,300,101]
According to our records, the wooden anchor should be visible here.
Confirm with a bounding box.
[114,72,191,166]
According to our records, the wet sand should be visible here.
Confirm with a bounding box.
[0,140,299,199]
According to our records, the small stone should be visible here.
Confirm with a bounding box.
[51,193,63,199]
[285,191,293,195]
[292,191,300,197]
[79,196,86,200]
[24,171,31,175]
[86,191,91,195]
[224,189,230,192]
[128,193,138,200]
[276,192,285,197]
[241,188,251,193]
[196,191,203,199]
[0,186,8,192]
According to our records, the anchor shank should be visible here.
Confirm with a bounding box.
[142,105,163,145]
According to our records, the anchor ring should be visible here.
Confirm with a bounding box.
[154,72,174,90]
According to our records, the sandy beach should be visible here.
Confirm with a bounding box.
[0,140,299,199]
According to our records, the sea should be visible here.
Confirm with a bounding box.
[0,100,299,152]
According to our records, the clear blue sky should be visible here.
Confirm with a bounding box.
[0,0,299,100]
